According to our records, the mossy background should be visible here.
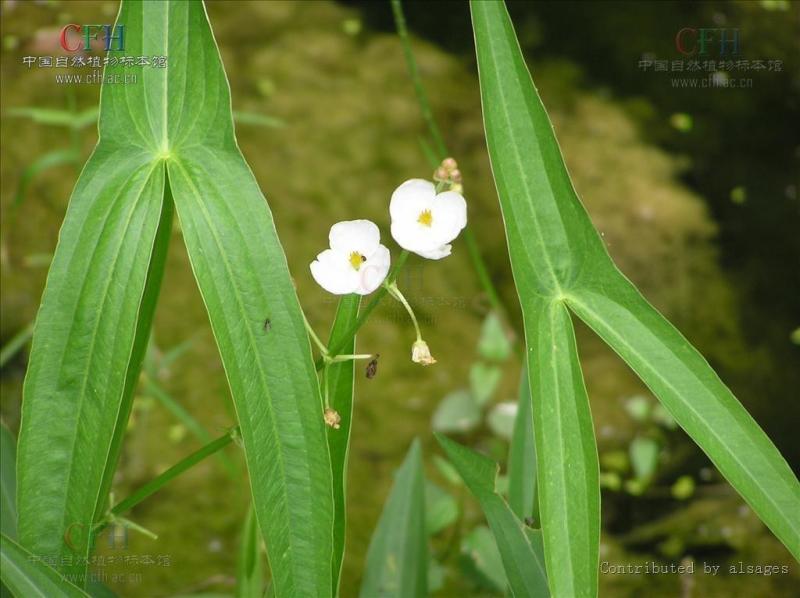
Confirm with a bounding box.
[1,0,797,596]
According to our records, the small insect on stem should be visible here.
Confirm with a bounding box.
[263,318,271,333]
[366,354,380,379]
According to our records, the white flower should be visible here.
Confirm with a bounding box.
[310,220,391,295]
[389,179,467,260]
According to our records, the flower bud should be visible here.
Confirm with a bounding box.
[411,339,437,366]
[324,408,341,430]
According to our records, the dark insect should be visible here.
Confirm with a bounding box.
[366,354,379,379]
[263,318,272,333]
[524,516,536,528]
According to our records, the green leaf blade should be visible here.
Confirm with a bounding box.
[436,434,548,598]
[470,0,800,592]
[568,283,800,559]
[528,302,599,597]
[508,365,538,525]
[168,149,333,596]
[236,505,265,598]
[469,0,605,297]
[1,533,89,598]
[325,294,361,595]
[360,439,427,598]
[17,150,166,580]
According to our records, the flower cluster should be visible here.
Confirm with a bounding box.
[309,159,467,374]
[310,168,467,295]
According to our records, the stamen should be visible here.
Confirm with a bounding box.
[417,209,433,227]
[349,251,366,270]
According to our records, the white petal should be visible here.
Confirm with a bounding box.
[356,244,391,295]
[415,244,452,260]
[430,190,467,244]
[329,220,381,256]
[389,179,435,223]
[391,220,443,253]
[310,249,360,294]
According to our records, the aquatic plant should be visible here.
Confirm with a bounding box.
[2,1,797,597]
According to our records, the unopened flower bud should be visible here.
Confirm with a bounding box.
[324,408,341,429]
[442,157,457,171]
[411,339,437,366]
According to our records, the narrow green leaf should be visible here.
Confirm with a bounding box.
[0,533,89,597]
[236,505,264,598]
[360,439,427,598]
[471,2,600,589]
[6,107,98,130]
[109,431,234,520]
[161,3,334,594]
[0,323,33,370]
[17,149,167,582]
[1,424,17,540]
[143,377,237,477]
[325,294,360,595]
[13,149,80,207]
[507,365,538,525]
[436,434,549,597]
[94,187,174,527]
[432,455,461,487]
[567,285,800,558]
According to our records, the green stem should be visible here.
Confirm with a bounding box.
[302,308,330,357]
[391,0,508,321]
[462,227,504,314]
[316,250,410,370]
[144,377,237,478]
[330,353,374,363]
[323,364,331,410]
[385,281,423,341]
[391,0,448,159]
[108,429,235,519]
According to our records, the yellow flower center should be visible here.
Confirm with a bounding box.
[417,209,433,227]
[349,251,366,270]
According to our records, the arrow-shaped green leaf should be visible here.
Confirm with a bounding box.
[470,2,800,596]
[18,2,334,594]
